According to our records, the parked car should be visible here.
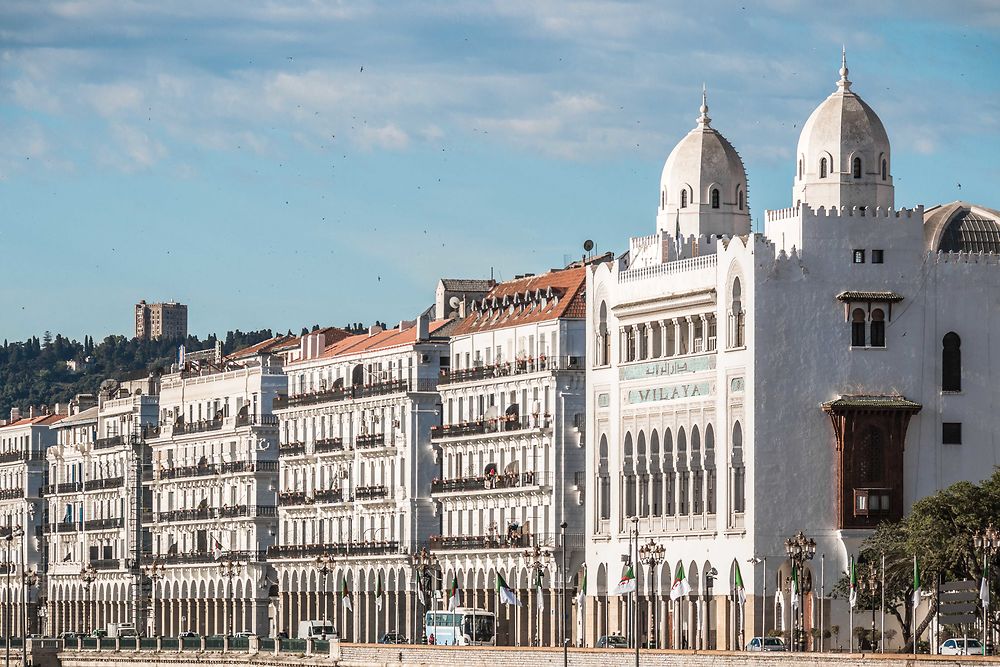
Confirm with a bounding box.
[89,629,107,638]
[379,632,407,644]
[746,636,787,652]
[233,632,256,639]
[178,631,199,638]
[596,634,628,648]
[939,638,985,655]
[58,632,77,642]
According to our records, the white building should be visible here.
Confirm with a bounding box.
[144,339,287,637]
[430,267,587,647]
[0,408,62,637]
[271,318,449,643]
[45,378,158,636]
[584,54,1000,651]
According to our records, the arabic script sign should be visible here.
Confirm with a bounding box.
[619,354,716,382]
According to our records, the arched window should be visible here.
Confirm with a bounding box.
[730,278,744,348]
[681,189,688,208]
[858,426,884,484]
[597,301,610,366]
[691,425,703,514]
[798,158,803,179]
[853,156,862,179]
[731,421,745,513]
[598,435,611,521]
[881,159,887,181]
[704,424,716,514]
[661,189,666,210]
[650,431,662,516]
[637,432,649,518]
[851,308,867,347]
[623,433,636,518]
[663,429,675,516]
[711,188,720,209]
[677,427,688,515]
[820,158,828,179]
[738,189,745,211]
[870,308,885,348]
[942,332,961,391]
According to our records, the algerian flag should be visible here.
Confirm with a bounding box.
[912,555,921,611]
[577,566,587,611]
[448,575,460,611]
[791,565,800,610]
[981,559,991,609]
[613,565,636,596]
[535,569,545,611]
[734,561,746,607]
[212,536,223,561]
[376,572,384,612]
[849,556,858,609]
[497,573,519,606]
[670,563,691,601]
[341,576,353,612]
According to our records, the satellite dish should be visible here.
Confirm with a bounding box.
[583,239,594,252]
[449,296,461,308]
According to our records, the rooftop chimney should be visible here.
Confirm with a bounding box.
[9,408,20,422]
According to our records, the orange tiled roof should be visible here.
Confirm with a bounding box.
[1,414,65,429]
[451,266,586,335]
[317,320,452,360]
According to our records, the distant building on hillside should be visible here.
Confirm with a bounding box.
[135,301,188,341]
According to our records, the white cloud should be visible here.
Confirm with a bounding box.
[359,123,409,150]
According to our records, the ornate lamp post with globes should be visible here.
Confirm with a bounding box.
[409,547,439,644]
[141,558,165,637]
[524,544,551,646]
[638,540,665,648]
[314,553,335,638]
[783,531,815,652]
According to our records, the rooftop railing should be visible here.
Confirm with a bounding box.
[431,471,549,495]
[430,414,551,440]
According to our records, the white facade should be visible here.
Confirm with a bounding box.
[271,320,447,643]
[45,378,158,636]
[145,343,286,637]
[431,267,587,647]
[585,55,1000,652]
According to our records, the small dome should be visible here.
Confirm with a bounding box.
[792,51,893,211]
[924,202,1000,253]
[656,89,750,238]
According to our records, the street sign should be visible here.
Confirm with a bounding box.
[939,579,981,626]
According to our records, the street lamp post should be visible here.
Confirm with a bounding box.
[409,547,438,644]
[314,553,335,638]
[784,531,816,652]
[22,567,38,641]
[3,526,24,663]
[974,524,998,655]
[79,563,98,637]
[748,556,766,649]
[524,544,551,647]
[863,561,878,652]
[560,521,569,667]
[141,558,165,637]
[219,558,243,637]
[639,540,665,649]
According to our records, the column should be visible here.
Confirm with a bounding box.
[671,320,680,356]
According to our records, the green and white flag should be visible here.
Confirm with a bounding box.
[577,565,588,611]
[448,575,460,611]
[791,565,800,610]
[912,555,921,611]
[613,565,636,595]
[497,572,520,606]
[670,563,691,601]
[849,556,858,609]
[376,572,385,612]
[341,576,353,612]
[535,569,545,611]
[734,561,746,607]
[981,559,991,609]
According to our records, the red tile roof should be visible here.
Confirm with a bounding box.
[451,266,586,335]
[1,414,65,429]
[316,320,452,360]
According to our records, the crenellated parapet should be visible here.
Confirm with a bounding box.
[931,250,1000,266]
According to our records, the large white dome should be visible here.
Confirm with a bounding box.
[656,90,750,238]
[792,51,894,211]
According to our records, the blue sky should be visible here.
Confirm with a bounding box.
[2,1,998,342]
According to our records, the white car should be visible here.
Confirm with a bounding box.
[939,638,985,655]
[746,636,787,651]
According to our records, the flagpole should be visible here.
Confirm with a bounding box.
[820,554,825,652]
[880,553,885,653]
[849,555,854,655]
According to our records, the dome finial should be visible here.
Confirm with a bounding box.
[698,83,712,128]
[837,46,852,92]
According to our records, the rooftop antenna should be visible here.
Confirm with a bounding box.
[583,239,594,264]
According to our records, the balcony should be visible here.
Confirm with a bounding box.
[428,532,551,552]
[159,463,220,480]
[92,558,121,570]
[268,541,402,560]
[355,433,386,450]
[155,504,277,523]
[438,355,581,386]
[274,379,417,410]
[172,418,223,436]
[315,488,347,504]
[85,517,124,531]
[150,549,268,565]
[48,482,84,494]
[279,488,347,507]
[0,488,23,501]
[44,522,81,534]
[0,451,27,464]
[279,441,306,457]
[314,437,345,454]
[431,471,549,495]
[221,460,278,474]
[84,476,124,492]
[853,487,892,517]
[355,485,388,501]
[430,415,551,441]
[93,435,125,451]
[236,414,278,428]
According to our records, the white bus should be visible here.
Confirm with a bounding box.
[424,608,496,646]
